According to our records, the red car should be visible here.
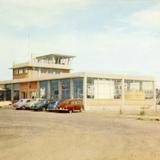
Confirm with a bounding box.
[58,99,83,113]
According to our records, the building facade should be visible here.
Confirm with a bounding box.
[0,54,156,111]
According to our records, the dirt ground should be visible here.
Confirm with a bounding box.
[0,109,160,160]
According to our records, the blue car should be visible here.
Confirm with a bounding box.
[47,100,59,112]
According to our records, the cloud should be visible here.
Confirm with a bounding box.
[129,5,160,31]
[0,0,94,29]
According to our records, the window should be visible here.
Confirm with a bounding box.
[87,78,122,99]
[24,68,28,74]
[48,69,54,74]
[143,81,154,99]
[40,81,48,98]
[19,69,23,74]
[114,80,122,99]
[55,70,61,74]
[41,68,47,73]
[125,80,140,91]
[14,69,19,74]
[51,80,59,99]
[87,78,95,99]
[61,79,70,99]
[73,78,83,98]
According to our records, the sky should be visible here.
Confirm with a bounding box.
[0,0,160,85]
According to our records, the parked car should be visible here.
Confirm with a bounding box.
[57,99,83,113]
[47,100,60,112]
[13,99,31,110]
[32,99,50,111]
[25,98,41,110]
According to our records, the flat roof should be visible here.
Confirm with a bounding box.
[0,72,154,85]
[35,54,75,60]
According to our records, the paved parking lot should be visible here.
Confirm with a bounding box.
[0,109,160,160]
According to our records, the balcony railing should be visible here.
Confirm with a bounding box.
[13,61,71,69]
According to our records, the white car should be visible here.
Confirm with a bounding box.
[13,99,31,110]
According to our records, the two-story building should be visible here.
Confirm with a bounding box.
[0,53,156,111]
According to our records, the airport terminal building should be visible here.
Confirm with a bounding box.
[0,54,156,110]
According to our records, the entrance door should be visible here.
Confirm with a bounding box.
[21,92,27,99]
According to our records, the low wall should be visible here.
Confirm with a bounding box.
[85,98,155,115]
[0,101,12,107]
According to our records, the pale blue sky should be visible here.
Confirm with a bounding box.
[0,0,160,85]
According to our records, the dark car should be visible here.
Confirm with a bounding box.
[47,100,60,112]
[57,99,83,113]
[33,99,50,111]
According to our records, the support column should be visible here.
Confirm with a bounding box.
[37,81,40,98]
[58,80,62,100]
[121,78,125,114]
[11,84,14,102]
[70,79,74,99]
[83,75,87,110]
[4,90,7,101]
[47,81,51,99]
[27,83,30,98]
[153,81,157,112]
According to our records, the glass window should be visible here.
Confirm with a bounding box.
[55,70,61,74]
[61,79,70,99]
[51,80,59,100]
[40,81,48,98]
[94,79,115,99]
[114,80,122,99]
[143,81,153,99]
[124,80,154,100]
[87,78,122,99]
[48,69,54,74]
[125,80,141,91]
[5,84,12,100]
[14,69,19,74]
[73,78,83,98]
[24,68,28,74]
[19,69,23,74]
[41,68,47,73]
[13,84,20,100]
[87,78,95,99]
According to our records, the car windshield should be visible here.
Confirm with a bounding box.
[51,101,56,104]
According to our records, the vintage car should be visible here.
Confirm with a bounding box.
[25,98,41,110]
[13,99,31,110]
[47,100,60,112]
[57,99,83,113]
[32,99,50,111]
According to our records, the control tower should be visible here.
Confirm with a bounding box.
[12,53,75,79]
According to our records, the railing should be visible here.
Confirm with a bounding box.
[13,61,71,69]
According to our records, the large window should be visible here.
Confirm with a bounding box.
[124,80,154,99]
[61,79,70,99]
[114,80,122,99]
[87,78,95,99]
[125,80,141,91]
[40,81,48,98]
[51,80,59,100]
[14,84,20,100]
[143,81,154,99]
[73,78,83,98]
[87,78,122,99]
[5,84,11,100]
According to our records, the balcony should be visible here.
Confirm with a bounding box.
[13,61,71,70]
